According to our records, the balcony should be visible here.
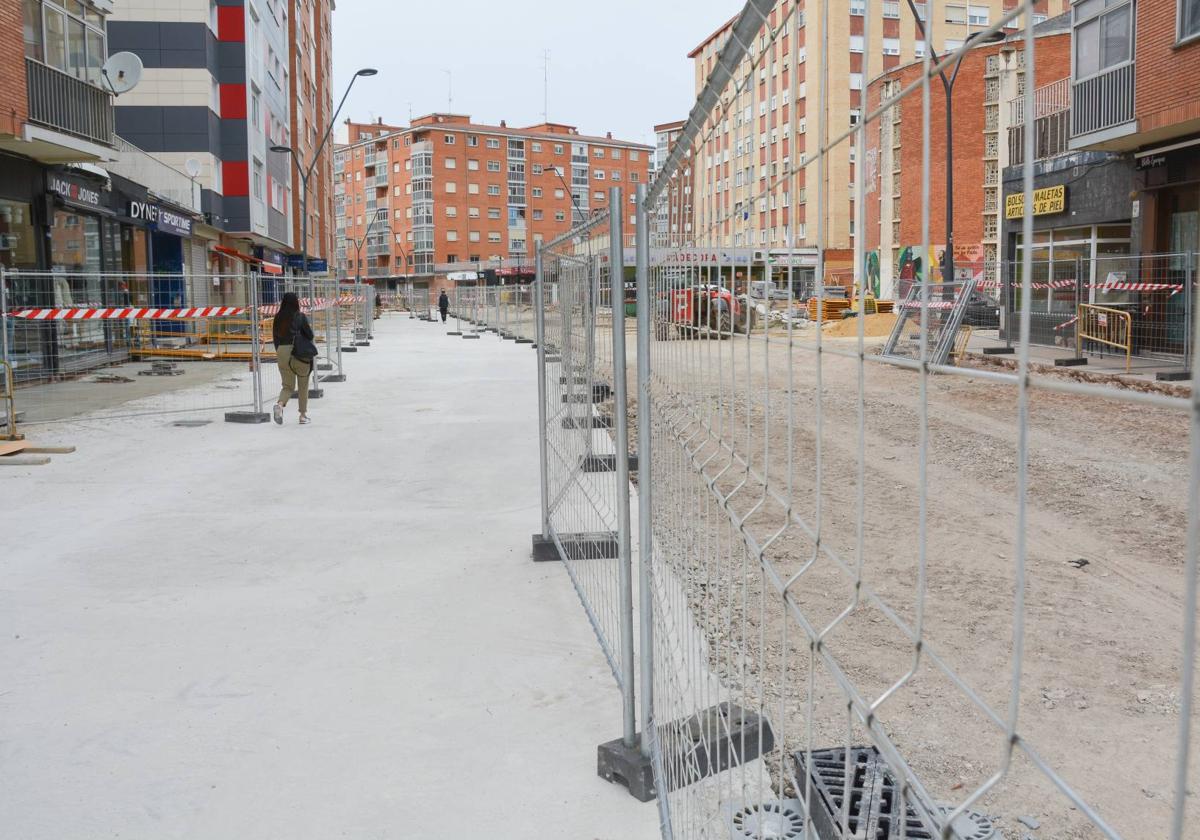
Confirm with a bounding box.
[24,58,115,151]
[1008,79,1072,167]
[1071,63,1135,149]
[107,137,202,213]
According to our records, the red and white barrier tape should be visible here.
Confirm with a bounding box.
[9,305,245,321]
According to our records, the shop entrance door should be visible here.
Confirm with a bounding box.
[151,231,185,334]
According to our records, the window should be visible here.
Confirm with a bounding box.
[25,0,106,83]
[468,183,480,195]
[469,207,480,218]
[945,4,967,23]
[533,210,543,220]
[488,208,501,219]
[850,0,865,14]
[554,144,564,154]
[630,150,640,161]
[469,231,481,242]
[446,182,457,193]
[611,170,621,181]
[447,231,458,241]
[594,191,605,201]
[488,232,502,243]
[944,39,965,51]
[487,160,501,172]
[593,148,604,158]
[531,142,542,153]
[913,2,927,19]
[883,1,900,17]
[445,157,457,169]
[631,172,640,182]
[467,135,479,147]
[468,159,479,171]
[555,211,566,221]
[446,206,457,217]
[487,138,501,149]
[532,164,543,175]
[1074,0,1134,77]
[251,88,261,125]
[444,134,456,144]
[883,37,900,55]
[554,189,565,199]
[1033,13,1048,24]
[611,148,622,159]
[488,185,501,196]
[252,159,264,199]
[968,5,989,25]
[915,41,927,57]
[850,35,864,53]
[532,187,543,197]
[849,73,863,90]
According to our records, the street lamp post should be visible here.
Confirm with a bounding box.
[270,67,377,372]
[901,10,1004,290]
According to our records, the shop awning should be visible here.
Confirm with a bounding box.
[212,245,283,274]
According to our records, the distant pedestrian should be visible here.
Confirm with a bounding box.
[438,290,450,323]
[272,292,317,426]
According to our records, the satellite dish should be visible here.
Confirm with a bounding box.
[101,52,144,96]
[184,158,202,178]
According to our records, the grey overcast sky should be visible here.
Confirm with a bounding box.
[330,0,739,147]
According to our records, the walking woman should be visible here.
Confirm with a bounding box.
[272,291,317,425]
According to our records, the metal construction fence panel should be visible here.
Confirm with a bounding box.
[998,253,1198,373]
[536,200,635,709]
[528,1,1200,838]
[0,269,350,425]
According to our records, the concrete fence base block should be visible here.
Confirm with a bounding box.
[1158,370,1191,382]
[1054,357,1087,367]
[597,738,657,803]
[581,454,639,473]
[515,338,533,344]
[224,411,271,424]
[341,346,359,353]
[322,374,347,383]
[446,331,463,336]
[462,334,481,340]
[562,415,612,430]
[531,534,559,563]
[982,346,1015,355]
[317,362,333,371]
[353,341,371,347]
[662,702,775,792]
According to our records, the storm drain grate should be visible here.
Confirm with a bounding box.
[723,799,805,840]
[793,746,994,839]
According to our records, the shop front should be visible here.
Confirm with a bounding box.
[1001,152,1136,346]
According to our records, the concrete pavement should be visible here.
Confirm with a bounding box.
[0,313,659,840]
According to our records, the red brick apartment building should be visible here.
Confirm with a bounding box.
[864,21,1073,295]
[334,114,652,282]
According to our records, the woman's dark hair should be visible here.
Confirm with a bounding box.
[273,291,301,340]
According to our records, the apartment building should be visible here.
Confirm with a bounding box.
[286,0,335,269]
[653,119,694,243]
[686,0,1069,279]
[109,0,296,267]
[333,114,651,281]
[864,19,1076,293]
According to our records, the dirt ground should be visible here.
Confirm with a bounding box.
[578,320,1196,839]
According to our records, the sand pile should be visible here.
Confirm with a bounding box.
[822,311,898,338]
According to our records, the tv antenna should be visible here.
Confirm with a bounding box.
[543,50,551,122]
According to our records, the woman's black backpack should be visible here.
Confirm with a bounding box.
[291,313,319,364]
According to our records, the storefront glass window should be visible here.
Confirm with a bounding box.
[0,199,38,270]
[50,208,107,363]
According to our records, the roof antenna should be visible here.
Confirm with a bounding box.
[543,50,551,122]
